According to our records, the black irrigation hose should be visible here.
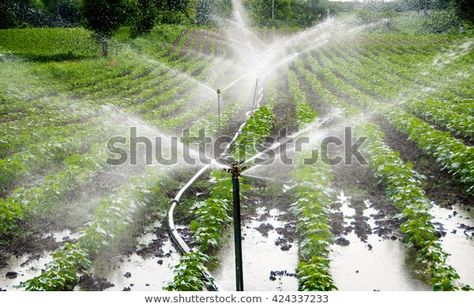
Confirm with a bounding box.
[166,81,264,291]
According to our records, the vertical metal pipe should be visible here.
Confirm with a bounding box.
[252,78,259,108]
[232,170,244,291]
[217,89,222,130]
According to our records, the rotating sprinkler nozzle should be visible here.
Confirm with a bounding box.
[224,160,246,177]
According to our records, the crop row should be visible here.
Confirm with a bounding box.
[294,60,470,290]
[286,71,337,291]
[0,115,114,196]
[24,167,174,290]
[403,98,474,140]
[305,51,474,195]
[358,123,470,290]
[323,50,473,141]
[287,69,317,128]
[333,36,474,101]
[292,152,338,291]
[0,138,116,240]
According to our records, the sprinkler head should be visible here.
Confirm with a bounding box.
[217,89,221,95]
[224,160,247,177]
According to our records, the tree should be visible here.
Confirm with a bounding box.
[194,0,213,25]
[0,0,47,28]
[130,0,157,37]
[42,0,81,27]
[450,0,474,23]
[79,0,128,56]
[246,0,323,27]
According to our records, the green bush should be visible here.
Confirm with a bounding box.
[130,0,157,37]
[422,10,461,34]
[158,11,191,25]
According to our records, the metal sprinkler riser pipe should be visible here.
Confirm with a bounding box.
[217,89,222,130]
[224,161,246,291]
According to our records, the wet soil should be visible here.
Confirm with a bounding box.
[244,183,298,249]
[330,127,402,245]
[212,182,299,290]
[79,275,115,291]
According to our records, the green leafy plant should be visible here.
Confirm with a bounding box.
[292,152,337,291]
[164,251,214,291]
[287,69,317,128]
[24,243,91,291]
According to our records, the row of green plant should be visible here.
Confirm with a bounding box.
[332,39,474,105]
[403,98,474,139]
[347,36,474,101]
[69,57,205,103]
[328,39,474,132]
[286,71,337,290]
[294,59,470,290]
[0,140,115,242]
[0,108,98,159]
[163,251,215,291]
[234,104,276,161]
[305,51,474,195]
[23,167,174,290]
[287,69,317,128]
[292,152,338,291]
[0,118,111,196]
[357,123,470,291]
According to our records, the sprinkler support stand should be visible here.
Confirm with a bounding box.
[217,89,222,130]
[226,162,244,291]
[252,78,259,108]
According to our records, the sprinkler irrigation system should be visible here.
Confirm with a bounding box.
[167,76,264,291]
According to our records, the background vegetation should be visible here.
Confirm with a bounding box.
[1,1,472,32]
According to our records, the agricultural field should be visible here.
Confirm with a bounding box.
[0,3,473,294]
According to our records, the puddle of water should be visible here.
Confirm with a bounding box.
[336,191,356,220]
[102,230,180,291]
[1,228,80,291]
[430,204,474,286]
[0,253,53,290]
[330,232,429,291]
[42,229,81,242]
[329,190,429,291]
[212,207,298,291]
